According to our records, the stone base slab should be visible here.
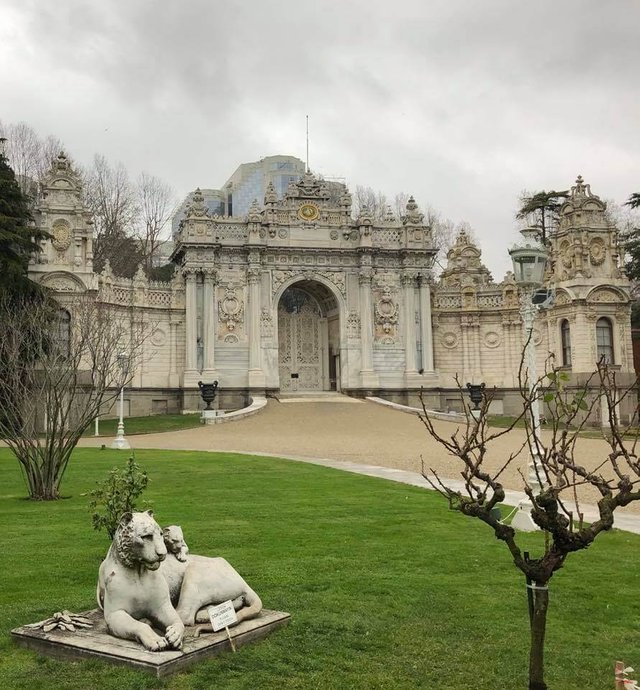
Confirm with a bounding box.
[12,608,290,678]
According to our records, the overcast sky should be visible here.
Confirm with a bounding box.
[1,0,639,277]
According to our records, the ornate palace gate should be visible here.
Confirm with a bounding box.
[277,285,334,392]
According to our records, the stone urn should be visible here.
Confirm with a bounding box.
[466,382,485,410]
[198,381,219,410]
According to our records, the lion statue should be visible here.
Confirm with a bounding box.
[159,525,262,632]
[96,511,184,651]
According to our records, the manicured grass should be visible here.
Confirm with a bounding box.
[82,414,201,437]
[1,448,639,689]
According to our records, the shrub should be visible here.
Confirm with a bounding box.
[87,455,149,539]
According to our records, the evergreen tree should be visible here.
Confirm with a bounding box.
[516,190,569,243]
[622,192,640,283]
[0,151,48,296]
[626,193,640,210]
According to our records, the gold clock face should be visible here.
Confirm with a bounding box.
[298,203,320,222]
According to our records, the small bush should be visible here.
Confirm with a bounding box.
[87,455,150,539]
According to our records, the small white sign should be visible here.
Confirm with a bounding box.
[208,600,238,632]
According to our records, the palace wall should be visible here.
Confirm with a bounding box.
[28,157,635,422]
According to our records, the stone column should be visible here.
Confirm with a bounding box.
[184,269,198,380]
[169,316,180,388]
[461,316,471,383]
[402,272,417,374]
[247,267,265,387]
[359,269,379,387]
[418,274,434,372]
[202,269,217,378]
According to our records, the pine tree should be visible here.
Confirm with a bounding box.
[516,190,569,243]
[0,151,48,296]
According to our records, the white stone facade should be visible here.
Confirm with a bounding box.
[29,156,634,417]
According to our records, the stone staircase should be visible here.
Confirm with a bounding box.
[273,391,363,404]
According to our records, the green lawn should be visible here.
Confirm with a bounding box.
[82,414,201,437]
[1,448,639,689]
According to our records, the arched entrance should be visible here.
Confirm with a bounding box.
[277,280,340,392]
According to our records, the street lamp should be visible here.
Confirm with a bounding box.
[111,351,130,450]
[508,227,549,532]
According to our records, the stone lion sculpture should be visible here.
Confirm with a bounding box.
[159,525,263,631]
[96,511,184,651]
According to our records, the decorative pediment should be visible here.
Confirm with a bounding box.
[41,152,83,206]
[586,286,627,304]
[439,229,493,288]
[40,271,86,292]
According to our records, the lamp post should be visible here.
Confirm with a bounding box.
[509,227,549,532]
[111,351,130,450]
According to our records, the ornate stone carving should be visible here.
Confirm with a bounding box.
[483,331,501,349]
[347,311,361,339]
[358,268,373,286]
[51,219,72,251]
[589,238,607,266]
[271,269,346,300]
[260,308,274,338]
[374,291,399,342]
[186,188,209,218]
[42,274,81,292]
[150,328,167,347]
[218,287,245,331]
[588,288,623,303]
[441,331,459,349]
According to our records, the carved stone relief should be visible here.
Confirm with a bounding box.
[588,288,623,303]
[441,331,459,349]
[271,269,346,300]
[589,238,606,266]
[483,331,501,348]
[347,311,361,339]
[260,308,274,338]
[51,219,72,252]
[150,328,167,347]
[374,291,398,344]
[218,287,244,331]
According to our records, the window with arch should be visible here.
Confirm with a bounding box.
[596,317,614,364]
[56,308,71,358]
[560,319,571,366]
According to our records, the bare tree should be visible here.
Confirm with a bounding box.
[352,185,389,220]
[419,354,640,690]
[0,120,64,200]
[135,171,176,274]
[0,294,152,500]
[82,154,141,276]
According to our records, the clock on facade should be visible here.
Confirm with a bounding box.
[298,203,320,222]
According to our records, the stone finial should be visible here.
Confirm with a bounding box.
[186,188,209,218]
[248,198,262,222]
[264,181,278,205]
[404,196,424,224]
[384,206,395,223]
[133,264,148,286]
[101,258,113,279]
[53,151,72,174]
[570,174,596,201]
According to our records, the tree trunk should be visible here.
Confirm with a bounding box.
[529,585,549,690]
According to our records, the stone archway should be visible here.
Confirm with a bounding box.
[277,280,340,392]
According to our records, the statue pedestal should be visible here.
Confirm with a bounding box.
[12,608,291,678]
[201,409,225,425]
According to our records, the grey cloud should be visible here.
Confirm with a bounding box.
[2,0,639,277]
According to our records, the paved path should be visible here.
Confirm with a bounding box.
[80,398,640,533]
